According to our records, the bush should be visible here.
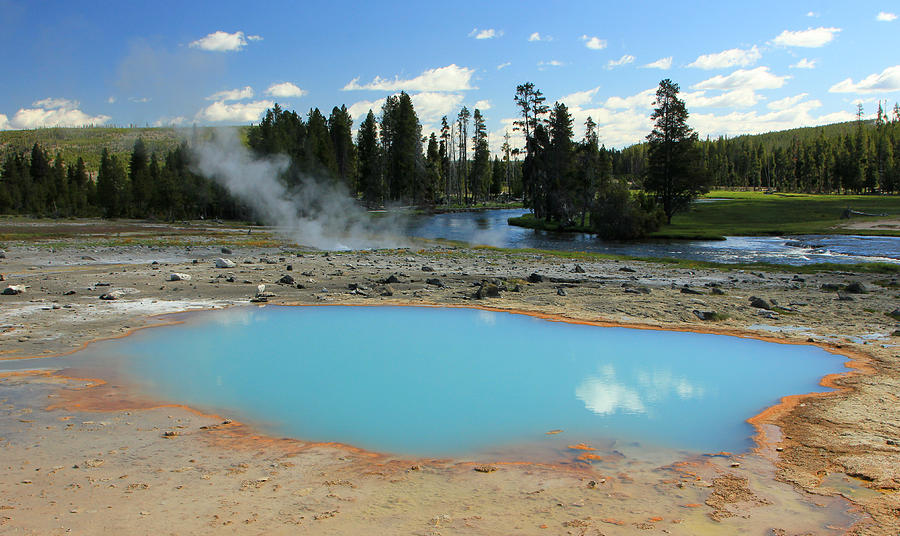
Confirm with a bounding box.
[589,181,664,239]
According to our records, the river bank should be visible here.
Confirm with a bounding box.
[1,221,898,534]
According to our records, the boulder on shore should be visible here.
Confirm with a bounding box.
[167,273,191,282]
[2,285,25,295]
[215,258,236,269]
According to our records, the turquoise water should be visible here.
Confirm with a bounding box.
[81,306,847,459]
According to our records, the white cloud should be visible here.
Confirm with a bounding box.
[189,30,257,52]
[265,82,306,98]
[207,86,254,101]
[469,28,501,39]
[690,100,856,139]
[196,100,273,122]
[152,115,187,127]
[829,65,900,94]
[688,45,761,69]
[581,35,607,50]
[529,32,540,41]
[343,64,475,92]
[496,61,511,70]
[106,96,116,104]
[604,88,656,110]
[643,56,672,70]
[411,92,464,123]
[538,60,564,68]
[4,99,111,130]
[791,58,817,69]
[807,11,818,17]
[128,96,151,103]
[692,66,789,91]
[772,27,841,47]
[767,93,811,110]
[347,98,385,121]
[606,54,635,69]
[474,99,491,110]
[682,88,761,108]
[877,12,897,21]
[560,86,600,107]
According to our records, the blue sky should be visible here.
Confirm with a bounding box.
[1,0,898,150]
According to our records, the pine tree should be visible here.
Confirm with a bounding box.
[328,105,356,189]
[513,82,549,158]
[129,138,151,216]
[645,79,709,223]
[457,106,470,203]
[470,108,490,203]
[356,110,381,207]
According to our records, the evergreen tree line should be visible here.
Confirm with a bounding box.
[246,96,521,208]
[614,102,900,194]
[0,139,247,220]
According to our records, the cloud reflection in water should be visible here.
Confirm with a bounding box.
[575,365,705,416]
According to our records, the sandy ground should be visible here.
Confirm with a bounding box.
[0,222,898,535]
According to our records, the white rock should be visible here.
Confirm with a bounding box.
[257,284,266,295]
[167,273,191,281]
[215,258,236,268]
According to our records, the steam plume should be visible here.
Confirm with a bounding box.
[191,128,407,250]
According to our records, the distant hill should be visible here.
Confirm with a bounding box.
[714,120,870,149]
[0,125,250,173]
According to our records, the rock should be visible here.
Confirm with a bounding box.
[380,274,401,284]
[167,273,191,282]
[425,278,444,287]
[475,283,501,299]
[557,287,568,296]
[2,285,25,295]
[257,284,266,295]
[81,255,95,261]
[618,266,636,272]
[889,308,900,320]
[278,274,295,285]
[225,276,235,283]
[0,249,5,258]
[820,283,841,291]
[473,465,497,473]
[421,265,435,272]
[681,287,703,295]
[100,290,124,300]
[711,287,725,295]
[63,290,76,295]
[0,273,4,281]
[844,281,868,294]
[692,310,719,321]
[572,264,586,273]
[249,296,268,303]
[380,285,394,297]
[286,264,292,271]
[837,292,854,301]
[528,273,543,283]
[215,258,236,269]
[749,296,772,310]
[220,247,233,254]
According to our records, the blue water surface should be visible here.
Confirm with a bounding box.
[90,306,847,459]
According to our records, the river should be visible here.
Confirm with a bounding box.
[405,208,900,266]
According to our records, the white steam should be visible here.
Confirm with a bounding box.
[191,128,408,251]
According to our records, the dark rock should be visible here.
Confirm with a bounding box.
[792,275,805,282]
[0,249,5,259]
[844,281,868,294]
[80,255,95,261]
[380,274,401,284]
[278,274,295,285]
[380,285,394,297]
[225,276,235,283]
[837,292,854,301]
[556,287,567,296]
[348,283,360,290]
[286,264,292,271]
[295,283,305,289]
[63,290,76,295]
[572,264,586,273]
[528,273,543,283]
[96,282,110,287]
[425,278,444,287]
[2,285,25,295]
[221,247,233,255]
[618,266,636,273]
[820,283,841,291]
[692,310,719,321]
[680,287,703,295]
[421,265,435,272]
[711,287,725,295]
[749,296,772,310]
[99,290,124,300]
[475,283,501,299]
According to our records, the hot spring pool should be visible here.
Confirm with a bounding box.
[67,305,848,459]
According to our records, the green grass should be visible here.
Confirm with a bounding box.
[653,190,900,238]
[507,213,592,233]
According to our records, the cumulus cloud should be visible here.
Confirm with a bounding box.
[829,65,900,94]
[876,12,897,22]
[107,96,116,104]
[581,35,607,50]
[189,30,259,52]
[606,54,635,69]
[265,82,306,98]
[767,93,810,110]
[206,86,254,101]
[772,27,841,47]
[643,56,672,70]
[528,32,553,42]
[474,99,491,110]
[682,88,760,108]
[688,45,761,69]
[346,92,463,124]
[1,98,111,130]
[604,88,656,110]
[692,66,789,91]
[791,58,816,69]
[469,28,501,39]
[343,64,475,92]
[496,61,511,70]
[196,100,273,122]
[690,100,855,139]
[347,98,385,121]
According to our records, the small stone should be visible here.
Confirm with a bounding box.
[215,258,236,269]
[100,290,124,300]
[572,264,586,273]
[421,265,435,272]
[837,292,854,301]
[221,247,233,255]
[278,274,295,285]
[167,273,191,282]
[844,281,868,294]
[692,310,718,321]
[380,274,401,284]
[380,285,394,297]
[681,286,703,295]
[425,278,444,287]
[618,266,636,273]
[557,287,567,296]
[749,296,772,310]
[473,465,497,473]
[528,273,543,283]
